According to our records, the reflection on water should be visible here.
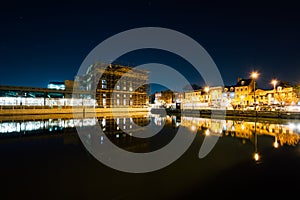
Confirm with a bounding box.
[1,114,300,151]
[1,115,300,144]
[180,116,300,147]
[0,118,97,135]
[1,114,300,199]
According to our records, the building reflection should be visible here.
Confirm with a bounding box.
[1,114,300,158]
[180,115,300,163]
[0,118,97,135]
[180,116,300,147]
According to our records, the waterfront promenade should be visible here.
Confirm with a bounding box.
[0,106,150,119]
[155,108,300,120]
[1,106,300,121]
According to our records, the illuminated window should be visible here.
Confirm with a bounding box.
[101,79,107,89]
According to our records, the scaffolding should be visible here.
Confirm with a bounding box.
[77,63,149,108]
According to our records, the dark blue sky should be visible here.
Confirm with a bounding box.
[1,0,300,91]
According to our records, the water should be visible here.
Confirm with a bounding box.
[0,114,300,199]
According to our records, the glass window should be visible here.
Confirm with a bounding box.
[101,79,107,89]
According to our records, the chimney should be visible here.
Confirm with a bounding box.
[238,77,242,82]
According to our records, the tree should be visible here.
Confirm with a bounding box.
[293,83,300,98]
[160,89,174,104]
[278,80,292,88]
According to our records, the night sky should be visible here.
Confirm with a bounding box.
[1,0,300,92]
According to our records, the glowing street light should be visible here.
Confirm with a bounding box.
[204,86,210,93]
[204,86,210,103]
[271,79,278,104]
[271,79,278,90]
[251,71,259,80]
[251,71,259,112]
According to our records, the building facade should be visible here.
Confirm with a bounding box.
[76,63,149,108]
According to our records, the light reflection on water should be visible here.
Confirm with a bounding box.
[1,115,300,147]
[0,114,300,199]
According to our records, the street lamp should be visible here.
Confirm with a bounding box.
[271,79,278,104]
[251,71,259,110]
[204,86,209,93]
[271,79,278,90]
[204,86,210,103]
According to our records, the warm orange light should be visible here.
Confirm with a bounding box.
[191,125,196,132]
[271,79,278,89]
[253,152,260,161]
[205,129,210,136]
[204,86,209,93]
[271,79,278,85]
[251,71,259,79]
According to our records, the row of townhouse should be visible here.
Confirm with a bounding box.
[153,78,299,110]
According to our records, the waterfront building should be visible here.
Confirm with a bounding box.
[76,63,149,108]
[233,78,255,108]
[182,88,210,109]
[209,86,223,108]
[222,85,235,109]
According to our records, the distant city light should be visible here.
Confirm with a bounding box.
[47,82,65,90]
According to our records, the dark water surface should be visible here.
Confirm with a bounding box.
[0,114,299,199]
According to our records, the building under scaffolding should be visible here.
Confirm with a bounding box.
[76,63,149,108]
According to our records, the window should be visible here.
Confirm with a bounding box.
[101,79,107,89]
[123,81,126,90]
[116,85,120,90]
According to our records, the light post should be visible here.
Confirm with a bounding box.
[271,79,277,104]
[204,86,209,105]
[251,71,259,115]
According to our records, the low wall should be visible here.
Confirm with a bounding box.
[172,109,300,119]
[0,106,150,116]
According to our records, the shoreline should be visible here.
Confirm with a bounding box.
[154,108,300,120]
[1,106,300,121]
